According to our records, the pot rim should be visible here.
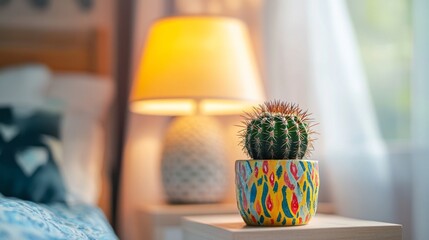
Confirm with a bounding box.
[236,159,318,163]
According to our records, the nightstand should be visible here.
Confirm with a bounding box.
[138,203,238,240]
[182,214,402,240]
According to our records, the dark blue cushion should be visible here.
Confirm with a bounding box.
[0,107,67,204]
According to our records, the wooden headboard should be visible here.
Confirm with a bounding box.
[0,28,110,75]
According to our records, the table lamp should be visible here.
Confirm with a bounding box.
[130,16,265,203]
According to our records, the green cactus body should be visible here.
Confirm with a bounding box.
[240,101,315,160]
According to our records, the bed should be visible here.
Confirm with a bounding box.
[0,27,118,239]
[0,194,116,239]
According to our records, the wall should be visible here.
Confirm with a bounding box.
[119,1,166,239]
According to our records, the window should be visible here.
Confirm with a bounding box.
[347,0,412,142]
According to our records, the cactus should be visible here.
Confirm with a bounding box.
[239,100,316,159]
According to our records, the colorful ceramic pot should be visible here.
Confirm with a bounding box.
[235,159,319,226]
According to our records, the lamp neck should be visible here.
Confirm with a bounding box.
[195,99,203,116]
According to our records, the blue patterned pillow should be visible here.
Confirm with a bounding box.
[0,106,67,204]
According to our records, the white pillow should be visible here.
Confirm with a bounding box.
[47,73,113,118]
[0,64,50,109]
[48,73,113,204]
[60,114,104,204]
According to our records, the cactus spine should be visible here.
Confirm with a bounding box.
[240,100,316,159]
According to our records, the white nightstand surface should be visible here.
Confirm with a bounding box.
[182,214,402,240]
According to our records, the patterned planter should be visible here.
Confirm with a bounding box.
[235,159,319,226]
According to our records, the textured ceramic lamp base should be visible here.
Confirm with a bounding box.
[161,116,227,203]
[235,159,319,226]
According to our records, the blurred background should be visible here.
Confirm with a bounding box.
[0,0,427,240]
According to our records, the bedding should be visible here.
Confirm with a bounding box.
[0,194,117,240]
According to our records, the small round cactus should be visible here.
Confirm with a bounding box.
[239,100,316,159]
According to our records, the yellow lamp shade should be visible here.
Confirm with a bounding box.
[130,16,265,115]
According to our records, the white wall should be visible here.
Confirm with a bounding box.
[119,1,166,239]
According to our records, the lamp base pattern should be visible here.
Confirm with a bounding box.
[235,160,319,226]
[162,116,228,203]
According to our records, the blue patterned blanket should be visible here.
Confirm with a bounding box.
[0,195,117,240]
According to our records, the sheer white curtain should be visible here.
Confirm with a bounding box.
[412,0,429,239]
[306,0,395,221]
[263,0,395,222]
